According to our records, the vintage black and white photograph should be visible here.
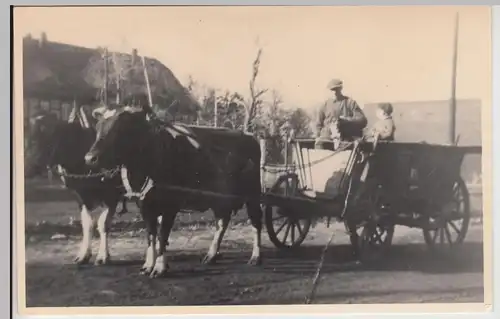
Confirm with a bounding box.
[14,5,490,312]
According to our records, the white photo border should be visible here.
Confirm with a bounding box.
[8,2,499,319]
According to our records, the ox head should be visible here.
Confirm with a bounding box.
[24,104,94,178]
[84,105,152,169]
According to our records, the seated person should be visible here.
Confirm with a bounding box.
[367,102,396,141]
[355,103,397,208]
[314,79,368,149]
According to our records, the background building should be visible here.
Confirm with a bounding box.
[23,32,200,142]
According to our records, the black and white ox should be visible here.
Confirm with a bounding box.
[85,105,263,278]
[25,105,146,265]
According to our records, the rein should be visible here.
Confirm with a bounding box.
[51,163,154,203]
[51,166,121,180]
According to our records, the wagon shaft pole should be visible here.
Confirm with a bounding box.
[448,12,459,145]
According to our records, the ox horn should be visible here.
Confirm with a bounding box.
[68,101,78,123]
[68,100,89,128]
[79,106,90,128]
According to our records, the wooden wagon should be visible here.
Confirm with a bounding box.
[260,137,481,259]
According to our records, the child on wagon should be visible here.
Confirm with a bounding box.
[368,102,396,141]
[356,102,397,216]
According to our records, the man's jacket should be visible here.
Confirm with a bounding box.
[315,96,368,141]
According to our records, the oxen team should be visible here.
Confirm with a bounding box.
[26,103,263,278]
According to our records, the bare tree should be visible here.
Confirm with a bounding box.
[243,47,268,132]
[84,49,134,104]
[266,89,283,136]
[287,107,313,138]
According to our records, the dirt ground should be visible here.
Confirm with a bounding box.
[22,181,485,307]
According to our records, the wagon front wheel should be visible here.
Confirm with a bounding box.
[357,223,395,263]
[264,174,311,249]
[423,178,471,249]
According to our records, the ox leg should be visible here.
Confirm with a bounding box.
[247,200,263,266]
[202,211,230,265]
[74,205,94,264]
[150,210,177,278]
[95,206,115,265]
[139,195,159,275]
[140,217,158,276]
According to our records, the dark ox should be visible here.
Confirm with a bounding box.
[85,105,263,278]
[25,105,145,265]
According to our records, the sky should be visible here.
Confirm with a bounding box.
[15,6,491,110]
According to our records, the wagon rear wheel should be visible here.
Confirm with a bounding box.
[423,178,471,249]
[264,174,311,249]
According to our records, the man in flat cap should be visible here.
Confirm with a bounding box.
[314,79,367,149]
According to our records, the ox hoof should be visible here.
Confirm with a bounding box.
[247,255,262,266]
[74,253,92,265]
[149,271,167,279]
[201,252,222,265]
[149,266,169,279]
[94,255,111,266]
[149,256,170,278]
[140,266,153,276]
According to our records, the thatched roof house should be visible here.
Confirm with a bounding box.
[23,33,200,119]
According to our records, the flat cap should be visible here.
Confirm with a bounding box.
[327,78,343,90]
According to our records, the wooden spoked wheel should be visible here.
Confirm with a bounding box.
[264,174,312,250]
[358,223,395,262]
[353,179,395,261]
[423,178,471,249]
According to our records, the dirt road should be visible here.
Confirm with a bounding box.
[24,222,484,307]
[22,182,484,306]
